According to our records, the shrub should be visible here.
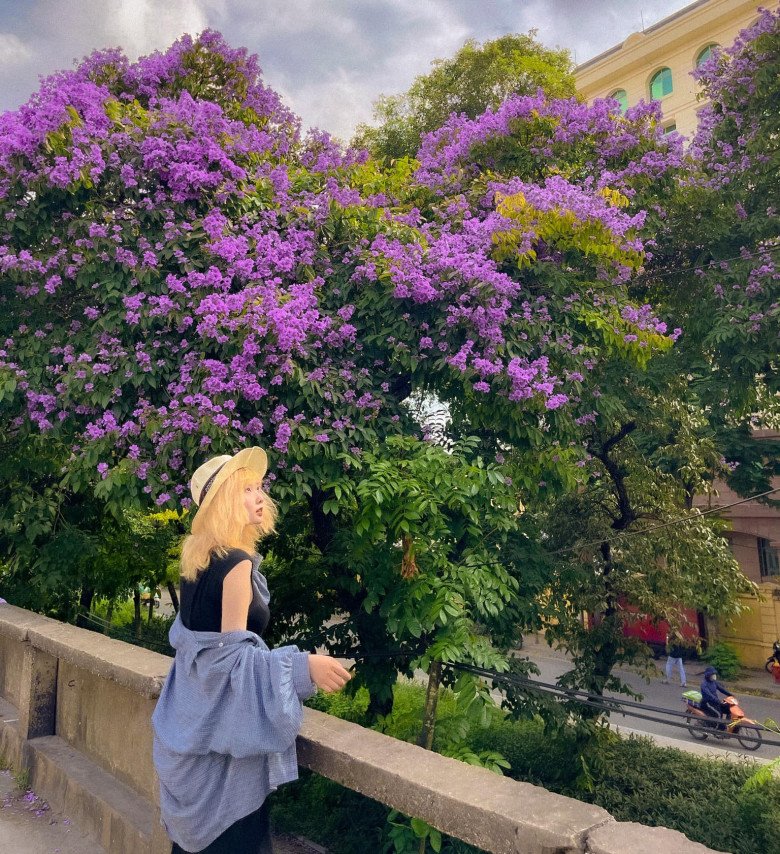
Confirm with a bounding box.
[472,716,780,854]
[286,680,780,854]
[703,641,742,680]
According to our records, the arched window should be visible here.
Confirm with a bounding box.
[649,67,673,100]
[696,44,720,67]
[610,89,629,113]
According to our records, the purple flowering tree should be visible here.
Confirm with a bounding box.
[650,8,778,436]
[0,31,697,710]
[533,10,780,698]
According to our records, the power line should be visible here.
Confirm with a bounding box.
[446,661,771,747]
[77,609,174,654]
[549,486,780,556]
[71,611,773,747]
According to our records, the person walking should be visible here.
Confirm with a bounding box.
[663,632,687,687]
[152,447,351,854]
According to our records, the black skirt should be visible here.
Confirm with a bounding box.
[171,799,273,854]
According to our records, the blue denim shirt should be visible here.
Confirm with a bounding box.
[152,614,315,852]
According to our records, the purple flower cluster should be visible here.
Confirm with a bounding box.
[0,31,687,505]
[690,8,779,182]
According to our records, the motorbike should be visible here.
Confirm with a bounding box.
[764,639,780,674]
[683,690,762,750]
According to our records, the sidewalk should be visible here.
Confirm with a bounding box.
[0,769,104,854]
[1,768,324,854]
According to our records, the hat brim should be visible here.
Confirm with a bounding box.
[191,446,268,531]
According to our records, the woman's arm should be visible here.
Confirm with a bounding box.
[222,559,253,632]
[221,558,351,692]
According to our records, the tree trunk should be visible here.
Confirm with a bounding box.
[417,661,442,750]
[587,423,638,699]
[76,586,94,628]
[416,661,442,854]
[166,581,179,614]
[104,599,115,635]
[147,588,155,624]
[591,540,619,696]
[133,589,142,638]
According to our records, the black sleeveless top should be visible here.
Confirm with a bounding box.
[179,548,270,636]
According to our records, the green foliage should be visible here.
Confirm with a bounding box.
[639,15,780,454]
[742,757,780,794]
[275,683,485,854]
[530,375,752,697]
[703,642,742,681]
[472,720,780,854]
[354,32,575,159]
[267,434,547,716]
[291,682,780,854]
[13,768,30,792]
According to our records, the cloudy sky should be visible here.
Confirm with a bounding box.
[0,0,696,139]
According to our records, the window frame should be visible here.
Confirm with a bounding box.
[759,537,780,579]
[649,67,673,100]
[695,43,720,68]
[610,88,629,113]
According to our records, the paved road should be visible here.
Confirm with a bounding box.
[519,638,780,762]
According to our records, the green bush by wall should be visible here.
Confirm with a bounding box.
[273,683,780,854]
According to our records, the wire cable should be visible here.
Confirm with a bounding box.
[446,661,773,747]
[71,608,774,747]
[548,486,780,556]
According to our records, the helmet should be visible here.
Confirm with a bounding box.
[704,666,717,678]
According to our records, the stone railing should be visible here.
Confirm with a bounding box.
[0,604,717,853]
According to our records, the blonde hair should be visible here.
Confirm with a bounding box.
[180,467,278,581]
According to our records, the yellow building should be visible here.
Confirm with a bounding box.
[574,0,764,139]
[693,431,780,667]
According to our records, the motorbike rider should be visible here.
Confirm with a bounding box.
[700,665,732,726]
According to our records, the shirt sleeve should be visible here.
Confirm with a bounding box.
[206,642,315,758]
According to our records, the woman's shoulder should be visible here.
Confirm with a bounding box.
[210,548,255,572]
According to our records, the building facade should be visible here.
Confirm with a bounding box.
[574,0,764,139]
[695,431,780,667]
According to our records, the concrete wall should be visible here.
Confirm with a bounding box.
[0,604,719,854]
[717,584,780,667]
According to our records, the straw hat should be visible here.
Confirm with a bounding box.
[189,447,268,521]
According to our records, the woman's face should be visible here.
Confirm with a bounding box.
[243,479,265,525]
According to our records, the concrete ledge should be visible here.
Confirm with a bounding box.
[27,624,169,699]
[585,821,727,854]
[0,699,155,854]
[1,606,721,854]
[0,605,169,698]
[298,708,613,854]
[28,736,153,854]
[0,605,56,642]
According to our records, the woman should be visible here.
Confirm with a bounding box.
[152,447,351,854]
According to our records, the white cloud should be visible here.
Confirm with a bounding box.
[0,0,697,135]
[0,32,33,65]
[109,0,209,57]
[34,0,210,59]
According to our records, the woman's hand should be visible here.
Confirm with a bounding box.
[308,654,352,693]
